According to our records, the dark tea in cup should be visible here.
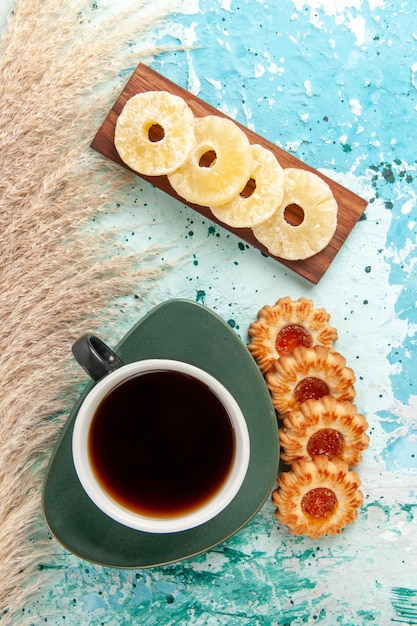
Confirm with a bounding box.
[88,369,236,518]
[71,345,250,533]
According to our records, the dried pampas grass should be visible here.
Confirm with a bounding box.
[0,0,183,620]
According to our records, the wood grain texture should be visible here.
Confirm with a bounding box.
[91,64,368,283]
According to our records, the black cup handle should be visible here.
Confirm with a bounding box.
[72,334,125,382]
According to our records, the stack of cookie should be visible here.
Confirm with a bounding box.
[248,297,369,539]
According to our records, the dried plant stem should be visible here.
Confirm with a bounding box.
[0,0,181,620]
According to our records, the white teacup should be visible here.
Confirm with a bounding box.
[71,335,250,533]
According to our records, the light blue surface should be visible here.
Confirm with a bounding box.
[7,0,417,623]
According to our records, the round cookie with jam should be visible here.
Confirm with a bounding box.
[248,297,338,374]
[279,396,369,467]
[272,456,363,538]
[265,345,356,416]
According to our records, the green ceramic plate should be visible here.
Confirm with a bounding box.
[42,299,279,568]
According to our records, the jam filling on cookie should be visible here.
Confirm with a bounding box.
[301,487,338,519]
[275,324,313,357]
[307,428,344,460]
[294,377,329,405]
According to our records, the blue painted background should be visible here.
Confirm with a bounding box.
[6,0,416,624]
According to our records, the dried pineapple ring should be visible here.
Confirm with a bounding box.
[279,396,370,466]
[167,115,253,207]
[114,91,195,176]
[209,144,284,227]
[272,456,363,538]
[252,167,338,261]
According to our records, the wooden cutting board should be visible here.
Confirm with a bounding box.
[91,63,367,284]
